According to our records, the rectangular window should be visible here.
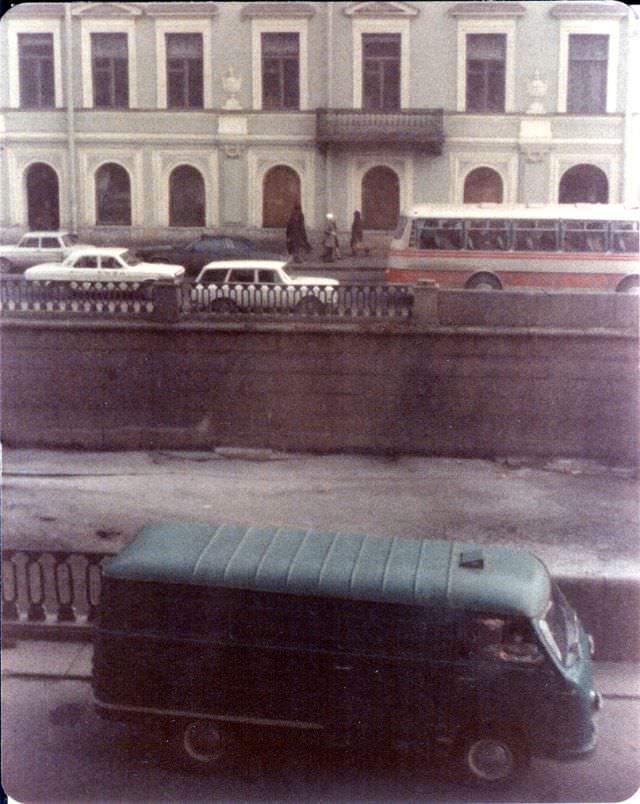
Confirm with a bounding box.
[92,32,129,108]
[362,33,401,111]
[466,33,506,112]
[261,32,300,110]
[166,33,203,108]
[18,33,54,108]
[567,34,608,114]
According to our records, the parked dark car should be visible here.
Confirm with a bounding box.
[137,235,286,277]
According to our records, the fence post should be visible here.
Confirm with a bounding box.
[412,279,439,326]
[151,281,182,323]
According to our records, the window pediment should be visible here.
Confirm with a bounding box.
[550,2,627,18]
[145,3,219,17]
[72,3,143,17]
[449,3,526,17]
[344,2,419,18]
[241,3,316,19]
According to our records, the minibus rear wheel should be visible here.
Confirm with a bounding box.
[172,719,236,772]
[460,733,526,786]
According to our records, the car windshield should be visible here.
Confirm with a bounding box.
[120,250,142,267]
[538,583,580,667]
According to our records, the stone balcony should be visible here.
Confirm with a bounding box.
[316,108,444,154]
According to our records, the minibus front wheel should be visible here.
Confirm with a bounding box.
[172,719,236,772]
[460,733,527,786]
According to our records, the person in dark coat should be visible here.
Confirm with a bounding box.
[350,210,365,257]
[286,202,311,263]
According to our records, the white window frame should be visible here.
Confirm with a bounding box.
[247,148,315,228]
[347,156,413,221]
[6,18,63,109]
[78,149,143,226]
[456,19,516,113]
[450,153,518,204]
[557,19,619,114]
[79,19,137,108]
[550,153,618,204]
[250,19,309,111]
[352,19,410,109]
[154,19,213,109]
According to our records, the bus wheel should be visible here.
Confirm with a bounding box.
[465,273,502,290]
[460,734,525,786]
[616,276,640,293]
[173,720,237,772]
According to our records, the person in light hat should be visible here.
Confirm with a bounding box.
[322,213,341,262]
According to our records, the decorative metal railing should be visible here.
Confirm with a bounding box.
[0,279,415,321]
[2,549,116,634]
[0,279,154,317]
[316,108,444,153]
[186,282,414,320]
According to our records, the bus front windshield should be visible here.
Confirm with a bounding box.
[538,583,581,667]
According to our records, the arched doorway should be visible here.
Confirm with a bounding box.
[559,164,609,203]
[26,163,60,229]
[463,167,503,203]
[95,163,131,225]
[263,165,300,228]
[169,165,205,227]
[362,166,399,230]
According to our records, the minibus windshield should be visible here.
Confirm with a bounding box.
[538,583,581,667]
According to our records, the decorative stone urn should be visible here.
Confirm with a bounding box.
[526,71,547,115]
[222,68,242,110]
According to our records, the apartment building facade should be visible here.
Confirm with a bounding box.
[0,1,637,243]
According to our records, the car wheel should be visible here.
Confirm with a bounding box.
[171,720,237,773]
[295,295,325,314]
[459,733,526,786]
[616,275,640,293]
[209,298,239,313]
[465,273,502,290]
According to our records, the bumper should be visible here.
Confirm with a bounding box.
[549,723,598,762]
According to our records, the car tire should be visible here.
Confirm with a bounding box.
[459,732,527,787]
[169,719,238,773]
[294,295,325,314]
[209,298,239,313]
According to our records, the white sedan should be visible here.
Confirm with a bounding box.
[24,248,185,284]
[191,260,338,313]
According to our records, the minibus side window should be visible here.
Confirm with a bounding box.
[466,615,543,665]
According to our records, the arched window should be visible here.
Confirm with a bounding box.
[26,163,59,229]
[559,164,609,203]
[463,167,503,203]
[169,165,205,227]
[95,163,131,225]
[362,166,399,230]
[263,165,300,228]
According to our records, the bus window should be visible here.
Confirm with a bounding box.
[414,219,463,250]
[467,616,542,665]
[466,220,510,251]
[562,220,607,253]
[611,221,639,254]
[514,220,558,252]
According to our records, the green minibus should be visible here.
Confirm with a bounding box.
[92,522,601,785]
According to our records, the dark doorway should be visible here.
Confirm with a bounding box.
[263,165,300,228]
[27,163,59,229]
[169,165,205,227]
[362,166,399,230]
[559,164,609,203]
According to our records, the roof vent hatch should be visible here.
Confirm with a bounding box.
[459,549,484,570]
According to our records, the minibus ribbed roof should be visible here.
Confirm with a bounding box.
[399,203,640,222]
[104,522,551,618]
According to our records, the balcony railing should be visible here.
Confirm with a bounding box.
[316,108,444,153]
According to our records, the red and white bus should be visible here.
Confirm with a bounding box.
[386,205,640,291]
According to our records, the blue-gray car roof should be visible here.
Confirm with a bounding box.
[104,522,551,618]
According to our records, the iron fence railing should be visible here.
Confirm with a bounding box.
[185,282,414,320]
[0,278,415,321]
[2,549,116,635]
[0,279,154,317]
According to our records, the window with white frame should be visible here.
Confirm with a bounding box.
[352,19,410,109]
[557,18,619,114]
[455,19,516,113]
[250,19,308,111]
[7,19,63,109]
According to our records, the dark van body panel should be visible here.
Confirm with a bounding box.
[92,522,599,777]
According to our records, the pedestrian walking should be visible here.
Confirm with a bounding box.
[285,202,311,263]
[350,210,368,257]
[322,213,341,262]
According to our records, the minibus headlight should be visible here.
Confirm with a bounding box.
[587,634,595,658]
[590,690,603,712]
